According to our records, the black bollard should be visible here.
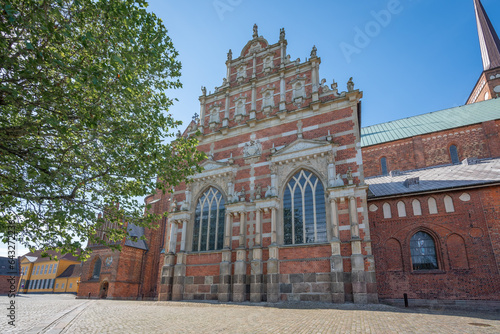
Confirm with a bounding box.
[404,293,409,307]
[88,292,91,299]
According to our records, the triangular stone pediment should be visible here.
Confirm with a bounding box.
[273,139,331,157]
[200,159,230,171]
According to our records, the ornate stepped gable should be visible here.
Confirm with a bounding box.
[159,25,376,304]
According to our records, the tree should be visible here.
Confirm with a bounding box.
[0,0,204,258]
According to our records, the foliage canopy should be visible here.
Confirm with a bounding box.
[0,0,204,258]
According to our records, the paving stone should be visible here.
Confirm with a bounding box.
[1,294,499,333]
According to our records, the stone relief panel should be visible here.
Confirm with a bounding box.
[209,105,221,124]
[234,96,247,117]
[243,140,262,158]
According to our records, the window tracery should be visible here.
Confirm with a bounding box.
[283,170,327,245]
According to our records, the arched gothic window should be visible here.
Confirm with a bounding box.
[380,157,388,175]
[410,232,438,270]
[283,170,327,245]
[449,145,459,164]
[92,258,101,280]
[192,187,225,252]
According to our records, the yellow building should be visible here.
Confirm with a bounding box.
[54,264,83,294]
[18,250,81,294]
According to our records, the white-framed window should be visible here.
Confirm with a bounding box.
[192,187,226,252]
[55,283,59,289]
[283,170,327,245]
[69,283,73,289]
[53,264,58,274]
[44,264,48,274]
[61,283,65,289]
[49,264,53,275]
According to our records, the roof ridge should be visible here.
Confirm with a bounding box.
[362,98,497,130]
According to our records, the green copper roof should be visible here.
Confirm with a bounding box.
[361,98,500,147]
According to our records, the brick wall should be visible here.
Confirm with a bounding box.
[362,123,495,178]
[368,188,500,300]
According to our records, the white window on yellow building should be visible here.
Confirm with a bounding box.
[53,264,58,274]
[61,283,65,289]
[55,283,59,289]
[69,283,73,289]
[44,264,48,274]
[49,264,53,274]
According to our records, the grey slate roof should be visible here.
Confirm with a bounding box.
[361,98,500,147]
[124,223,148,251]
[365,158,500,198]
[57,264,76,278]
[0,257,19,276]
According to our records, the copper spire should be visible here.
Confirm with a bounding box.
[474,0,500,71]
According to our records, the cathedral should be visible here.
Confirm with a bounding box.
[78,0,500,308]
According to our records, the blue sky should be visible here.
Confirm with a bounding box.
[147,0,500,128]
[7,0,499,258]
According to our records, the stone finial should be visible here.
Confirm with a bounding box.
[255,184,262,200]
[176,130,182,139]
[239,186,246,202]
[192,113,199,122]
[297,120,303,139]
[253,24,258,39]
[347,167,353,185]
[347,77,354,92]
[227,49,232,61]
[280,28,285,41]
[201,86,207,96]
[311,45,317,57]
[331,79,339,95]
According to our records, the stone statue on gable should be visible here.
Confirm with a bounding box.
[347,77,354,92]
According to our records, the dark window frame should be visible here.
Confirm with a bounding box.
[380,157,388,175]
[449,145,459,164]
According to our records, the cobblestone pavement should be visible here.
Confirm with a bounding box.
[1,294,499,333]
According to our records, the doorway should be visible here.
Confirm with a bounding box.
[99,281,109,299]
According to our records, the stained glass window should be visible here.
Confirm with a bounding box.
[192,187,225,252]
[92,258,101,280]
[283,170,327,245]
[410,232,438,270]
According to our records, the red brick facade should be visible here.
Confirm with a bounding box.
[78,23,500,306]
[155,27,375,304]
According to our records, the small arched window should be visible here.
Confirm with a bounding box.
[449,145,459,164]
[92,258,101,280]
[428,197,438,214]
[397,201,406,217]
[444,195,455,213]
[380,157,388,175]
[412,199,422,216]
[383,202,392,219]
[283,170,327,245]
[192,187,225,252]
[410,232,438,270]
